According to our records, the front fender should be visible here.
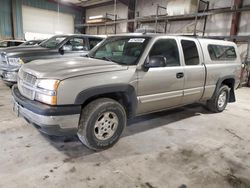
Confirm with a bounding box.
[75,84,138,118]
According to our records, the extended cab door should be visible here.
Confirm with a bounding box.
[137,37,185,115]
[179,38,206,104]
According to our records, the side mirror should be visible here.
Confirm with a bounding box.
[59,45,72,55]
[144,55,167,68]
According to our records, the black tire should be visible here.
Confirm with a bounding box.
[207,85,230,113]
[77,98,127,151]
[4,82,14,88]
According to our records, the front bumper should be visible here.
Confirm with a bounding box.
[0,70,18,83]
[12,85,81,136]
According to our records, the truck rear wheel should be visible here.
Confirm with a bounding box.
[206,85,230,113]
[77,98,127,151]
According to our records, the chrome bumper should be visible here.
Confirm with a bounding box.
[12,85,81,136]
[0,70,18,82]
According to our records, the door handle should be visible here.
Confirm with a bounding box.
[176,72,184,79]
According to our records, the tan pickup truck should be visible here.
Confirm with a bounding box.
[12,34,241,150]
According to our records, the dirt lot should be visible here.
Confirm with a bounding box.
[0,80,250,188]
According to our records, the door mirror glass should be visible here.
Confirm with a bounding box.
[145,55,167,68]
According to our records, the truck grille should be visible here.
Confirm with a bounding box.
[18,71,37,100]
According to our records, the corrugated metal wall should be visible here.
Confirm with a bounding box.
[0,0,12,39]
[13,0,24,39]
[0,0,84,40]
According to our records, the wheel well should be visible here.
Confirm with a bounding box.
[221,78,235,102]
[81,92,135,119]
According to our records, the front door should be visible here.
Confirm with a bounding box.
[137,38,185,115]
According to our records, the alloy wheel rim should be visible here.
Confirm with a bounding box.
[218,91,227,108]
[94,111,118,141]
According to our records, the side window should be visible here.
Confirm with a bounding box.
[66,38,87,51]
[208,45,237,61]
[9,41,14,47]
[149,39,180,66]
[15,42,22,46]
[181,40,200,65]
[89,38,103,49]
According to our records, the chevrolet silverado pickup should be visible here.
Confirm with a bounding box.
[12,34,241,150]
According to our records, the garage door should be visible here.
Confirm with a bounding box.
[22,5,74,36]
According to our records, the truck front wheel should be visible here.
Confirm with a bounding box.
[77,98,127,151]
[206,85,230,113]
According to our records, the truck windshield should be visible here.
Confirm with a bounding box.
[89,36,150,65]
[40,36,66,49]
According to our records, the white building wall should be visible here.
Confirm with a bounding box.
[243,0,250,5]
[239,12,250,36]
[136,0,198,17]
[85,2,128,35]
[135,0,247,36]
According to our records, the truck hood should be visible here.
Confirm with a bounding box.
[21,57,128,80]
[0,46,53,57]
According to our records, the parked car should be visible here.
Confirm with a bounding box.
[20,39,45,46]
[0,34,105,85]
[0,40,25,48]
[12,34,241,150]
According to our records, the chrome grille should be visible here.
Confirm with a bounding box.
[18,71,37,100]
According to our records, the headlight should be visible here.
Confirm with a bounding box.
[0,53,8,63]
[37,79,60,91]
[8,58,24,67]
[35,79,60,105]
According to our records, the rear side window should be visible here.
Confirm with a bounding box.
[89,38,103,49]
[15,42,23,46]
[181,40,200,65]
[149,39,180,67]
[208,45,237,61]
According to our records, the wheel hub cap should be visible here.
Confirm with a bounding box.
[218,91,227,108]
[94,112,118,141]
